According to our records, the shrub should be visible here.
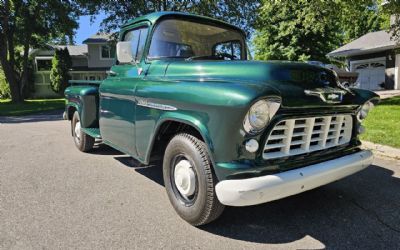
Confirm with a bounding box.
[0,67,10,99]
[50,48,71,94]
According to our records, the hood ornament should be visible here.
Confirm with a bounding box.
[304,88,345,104]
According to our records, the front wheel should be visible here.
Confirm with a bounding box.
[71,111,94,152]
[163,133,224,226]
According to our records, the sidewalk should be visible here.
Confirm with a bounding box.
[374,90,400,100]
[362,140,400,160]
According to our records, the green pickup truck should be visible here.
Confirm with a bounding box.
[64,11,379,226]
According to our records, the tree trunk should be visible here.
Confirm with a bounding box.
[20,29,33,99]
[0,0,23,103]
[0,61,22,103]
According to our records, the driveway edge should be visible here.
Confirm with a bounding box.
[361,140,400,160]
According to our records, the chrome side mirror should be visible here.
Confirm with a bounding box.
[116,41,133,64]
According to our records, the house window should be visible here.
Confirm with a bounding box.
[36,59,52,71]
[101,45,115,59]
[355,64,369,70]
[371,62,385,68]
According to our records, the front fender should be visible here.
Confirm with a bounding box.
[145,112,215,166]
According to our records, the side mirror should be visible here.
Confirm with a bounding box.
[116,41,134,64]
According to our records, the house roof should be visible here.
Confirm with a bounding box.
[55,45,88,56]
[327,30,398,58]
[82,33,113,44]
[30,44,88,57]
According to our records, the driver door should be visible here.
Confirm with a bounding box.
[99,25,149,156]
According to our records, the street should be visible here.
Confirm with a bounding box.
[1,111,400,249]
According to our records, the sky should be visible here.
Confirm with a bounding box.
[75,12,107,44]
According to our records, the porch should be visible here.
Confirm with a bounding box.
[33,71,107,98]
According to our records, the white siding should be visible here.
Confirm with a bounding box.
[396,54,400,90]
[87,44,114,68]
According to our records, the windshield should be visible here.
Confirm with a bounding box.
[148,19,246,61]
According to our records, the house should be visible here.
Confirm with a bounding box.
[31,33,115,97]
[327,30,400,91]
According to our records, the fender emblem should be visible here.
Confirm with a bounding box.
[136,97,177,111]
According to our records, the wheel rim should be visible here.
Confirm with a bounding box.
[171,155,198,204]
[174,159,196,198]
[74,120,81,143]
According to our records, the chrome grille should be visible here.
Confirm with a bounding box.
[263,115,353,159]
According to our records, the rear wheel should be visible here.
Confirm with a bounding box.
[72,111,94,152]
[163,133,224,226]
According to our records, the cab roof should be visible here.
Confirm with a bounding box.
[121,11,245,36]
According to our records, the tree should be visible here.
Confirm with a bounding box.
[339,0,389,44]
[0,0,94,103]
[253,0,341,62]
[253,0,389,62]
[50,48,72,94]
[381,0,400,40]
[95,0,260,37]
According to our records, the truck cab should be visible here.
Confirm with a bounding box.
[65,12,379,226]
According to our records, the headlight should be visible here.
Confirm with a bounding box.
[243,97,281,134]
[357,101,374,121]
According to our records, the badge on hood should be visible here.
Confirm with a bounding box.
[304,88,345,104]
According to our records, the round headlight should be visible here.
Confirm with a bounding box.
[249,100,270,128]
[358,101,373,121]
[244,98,281,134]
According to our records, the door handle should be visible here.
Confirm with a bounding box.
[107,70,118,77]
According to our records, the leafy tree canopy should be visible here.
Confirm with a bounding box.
[0,0,94,103]
[381,0,400,40]
[253,0,389,62]
[92,0,260,37]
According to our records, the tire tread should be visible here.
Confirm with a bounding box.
[169,133,224,226]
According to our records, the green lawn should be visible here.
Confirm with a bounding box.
[0,98,65,116]
[360,96,400,148]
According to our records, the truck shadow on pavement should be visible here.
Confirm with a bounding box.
[114,152,400,249]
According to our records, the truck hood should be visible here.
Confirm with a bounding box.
[163,60,376,107]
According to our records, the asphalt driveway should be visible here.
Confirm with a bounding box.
[1,111,400,249]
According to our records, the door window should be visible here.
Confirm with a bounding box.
[123,26,149,62]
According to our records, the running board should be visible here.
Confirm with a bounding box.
[81,128,101,139]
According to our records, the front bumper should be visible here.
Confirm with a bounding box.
[215,150,373,206]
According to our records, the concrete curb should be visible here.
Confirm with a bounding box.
[361,140,400,160]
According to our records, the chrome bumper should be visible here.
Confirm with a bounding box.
[215,150,373,206]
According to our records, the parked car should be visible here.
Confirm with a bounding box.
[64,12,379,226]
[306,61,359,88]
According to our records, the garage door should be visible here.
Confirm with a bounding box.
[354,61,386,90]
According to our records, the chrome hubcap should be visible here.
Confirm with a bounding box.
[74,121,81,140]
[174,159,196,198]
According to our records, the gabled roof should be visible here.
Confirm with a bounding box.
[328,30,398,58]
[82,33,113,44]
[30,44,88,57]
[56,45,87,56]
